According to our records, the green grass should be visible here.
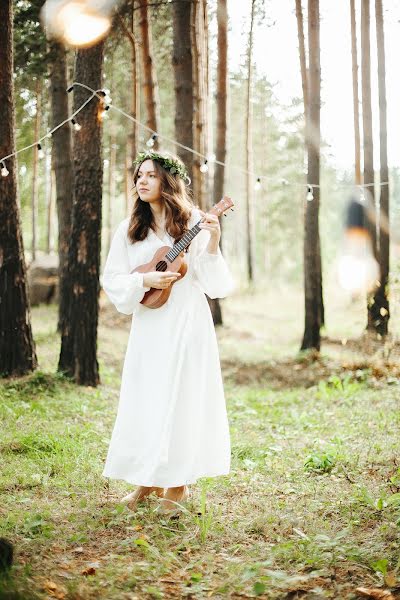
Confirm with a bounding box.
[1,297,400,599]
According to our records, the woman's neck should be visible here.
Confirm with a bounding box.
[150,202,165,228]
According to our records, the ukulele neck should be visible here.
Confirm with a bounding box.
[165,221,202,262]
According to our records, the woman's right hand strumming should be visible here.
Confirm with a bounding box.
[143,271,181,289]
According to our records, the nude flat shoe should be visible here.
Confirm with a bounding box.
[121,486,165,510]
[158,486,190,516]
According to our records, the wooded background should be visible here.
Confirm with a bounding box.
[1,0,399,384]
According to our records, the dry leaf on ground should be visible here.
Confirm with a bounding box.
[356,587,395,599]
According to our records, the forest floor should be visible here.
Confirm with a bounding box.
[1,286,400,599]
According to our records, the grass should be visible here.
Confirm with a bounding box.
[1,290,400,598]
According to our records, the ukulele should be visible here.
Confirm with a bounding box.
[131,196,234,308]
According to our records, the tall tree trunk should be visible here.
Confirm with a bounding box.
[373,0,389,335]
[31,80,41,262]
[49,40,74,333]
[350,0,362,185]
[245,0,256,283]
[296,0,324,329]
[210,0,228,327]
[107,126,116,255]
[361,0,378,331]
[0,0,37,376]
[58,43,104,386]
[138,0,160,144]
[172,0,194,181]
[301,0,321,351]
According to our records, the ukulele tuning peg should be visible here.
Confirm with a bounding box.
[223,213,227,217]
[230,208,234,212]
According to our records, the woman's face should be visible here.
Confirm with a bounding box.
[136,160,162,204]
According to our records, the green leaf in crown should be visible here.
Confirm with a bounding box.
[133,151,191,185]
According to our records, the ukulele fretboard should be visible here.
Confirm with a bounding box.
[165,221,202,262]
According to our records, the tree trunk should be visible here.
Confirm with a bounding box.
[373,0,389,335]
[49,40,74,333]
[350,0,361,185]
[361,0,378,331]
[172,0,194,181]
[107,126,116,255]
[31,80,41,262]
[138,0,160,144]
[0,0,37,377]
[245,0,256,283]
[58,43,104,386]
[301,0,321,351]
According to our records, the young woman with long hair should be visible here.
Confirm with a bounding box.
[101,151,234,514]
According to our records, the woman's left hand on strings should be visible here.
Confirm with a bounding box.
[199,211,221,253]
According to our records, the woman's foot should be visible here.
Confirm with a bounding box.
[121,486,164,510]
[159,485,190,514]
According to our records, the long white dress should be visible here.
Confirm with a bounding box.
[101,208,235,487]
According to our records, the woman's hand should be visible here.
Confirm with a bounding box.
[199,211,221,254]
[143,271,181,289]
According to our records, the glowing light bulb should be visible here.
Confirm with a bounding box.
[306,185,314,201]
[200,161,209,173]
[38,144,45,159]
[1,163,9,177]
[41,0,113,49]
[146,134,157,148]
[71,119,81,131]
[337,197,380,294]
[254,178,261,191]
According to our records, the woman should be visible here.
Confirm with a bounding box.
[101,151,234,514]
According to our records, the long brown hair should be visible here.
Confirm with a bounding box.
[128,155,193,244]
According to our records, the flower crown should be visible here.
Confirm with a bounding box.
[133,151,191,185]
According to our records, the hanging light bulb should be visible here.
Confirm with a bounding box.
[146,134,157,148]
[337,195,380,294]
[254,177,261,191]
[306,185,314,201]
[102,88,112,105]
[71,118,82,131]
[1,162,9,177]
[40,0,116,49]
[38,144,45,159]
[200,160,209,173]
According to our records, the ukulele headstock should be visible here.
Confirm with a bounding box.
[209,196,234,218]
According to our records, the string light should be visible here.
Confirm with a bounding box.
[200,160,209,173]
[37,144,45,159]
[146,134,157,148]
[306,185,314,201]
[1,162,9,177]
[254,177,261,191]
[71,118,82,131]
[208,153,216,163]
[0,81,392,195]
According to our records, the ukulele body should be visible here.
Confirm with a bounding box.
[132,246,188,309]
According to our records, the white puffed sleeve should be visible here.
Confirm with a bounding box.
[191,210,235,299]
[101,220,150,315]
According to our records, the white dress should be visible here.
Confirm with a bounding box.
[101,208,235,487]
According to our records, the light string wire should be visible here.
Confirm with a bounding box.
[0,81,390,192]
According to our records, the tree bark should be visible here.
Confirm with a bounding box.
[373,0,389,335]
[301,0,321,351]
[58,43,104,386]
[31,80,41,262]
[245,0,256,283]
[49,40,74,333]
[138,0,160,144]
[350,0,361,185]
[361,0,378,331]
[0,0,37,377]
[172,0,194,181]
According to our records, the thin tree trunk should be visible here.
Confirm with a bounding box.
[172,0,194,181]
[373,0,390,335]
[58,43,104,386]
[31,80,41,262]
[107,127,116,255]
[245,0,256,283]
[301,0,321,351]
[138,0,160,143]
[0,0,37,376]
[350,0,361,185]
[49,40,74,333]
[361,0,378,331]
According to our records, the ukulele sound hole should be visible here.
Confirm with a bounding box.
[156,261,168,272]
